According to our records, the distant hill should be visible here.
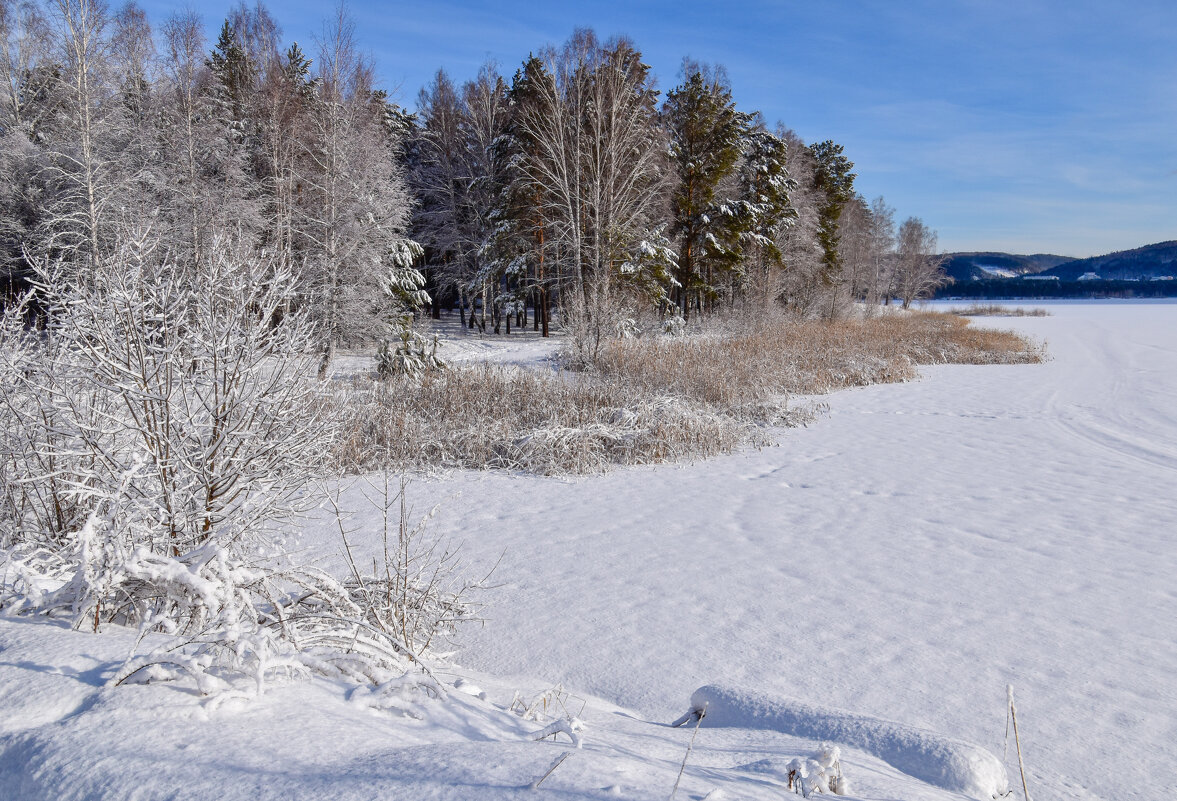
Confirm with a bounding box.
[940,252,1073,282]
[934,240,1177,299]
[1037,241,1177,281]
[942,241,1177,283]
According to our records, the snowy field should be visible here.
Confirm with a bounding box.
[2,301,1174,800]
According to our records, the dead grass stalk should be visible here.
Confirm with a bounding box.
[332,312,1043,475]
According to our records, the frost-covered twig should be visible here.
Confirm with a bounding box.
[670,702,706,800]
[529,750,574,790]
[1007,685,1033,801]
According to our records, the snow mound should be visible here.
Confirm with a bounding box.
[687,684,1008,800]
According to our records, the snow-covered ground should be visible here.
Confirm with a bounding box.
[329,313,564,377]
[320,301,1177,800]
[2,301,1173,800]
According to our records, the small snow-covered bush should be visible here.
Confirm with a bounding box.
[374,239,445,379]
[375,329,444,379]
[787,745,848,797]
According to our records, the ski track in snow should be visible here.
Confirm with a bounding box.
[309,301,1177,801]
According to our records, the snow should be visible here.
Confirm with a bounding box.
[0,616,977,800]
[329,312,563,377]
[975,265,1019,278]
[3,301,1175,800]
[323,300,1177,800]
[686,684,1007,798]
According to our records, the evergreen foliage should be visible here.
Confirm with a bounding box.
[663,65,752,320]
[809,139,857,316]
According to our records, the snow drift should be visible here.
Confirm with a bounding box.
[685,684,1009,800]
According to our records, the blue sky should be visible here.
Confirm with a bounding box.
[138,0,1175,257]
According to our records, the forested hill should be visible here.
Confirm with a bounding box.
[936,241,1177,299]
[942,241,1177,283]
[940,252,1073,282]
[1038,240,1177,280]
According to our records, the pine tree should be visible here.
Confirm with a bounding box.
[663,64,752,321]
[505,53,553,335]
[808,139,856,318]
[410,68,478,327]
[738,123,795,310]
[206,19,249,134]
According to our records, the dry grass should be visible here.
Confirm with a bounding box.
[333,312,1043,475]
[595,312,1043,397]
[332,365,761,475]
[947,304,1051,317]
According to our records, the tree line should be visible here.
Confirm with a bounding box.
[0,0,947,370]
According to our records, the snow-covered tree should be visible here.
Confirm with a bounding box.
[157,11,259,271]
[0,0,56,139]
[837,193,873,305]
[737,122,796,311]
[663,63,752,321]
[865,196,897,308]
[39,0,120,274]
[297,5,413,373]
[772,126,825,317]
[895,216,945,308]
[510,31,668,351]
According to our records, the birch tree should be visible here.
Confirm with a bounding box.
[512,30,667,350]
[0,0,56,138]
[42,0,118,273]
[895,216,945,308]
[298,5,413,373]
[866,195,896,308]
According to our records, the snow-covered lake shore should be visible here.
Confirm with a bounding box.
[2,302,1173,800]
[324,301,1176,800]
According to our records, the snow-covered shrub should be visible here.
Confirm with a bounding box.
[334,310,1041,477]
[375,329,443,380]
[0,231,479,695]
[332,364,751,475]
[662,312,687,336]
[0,293,92,551]
[0,234,335,636]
